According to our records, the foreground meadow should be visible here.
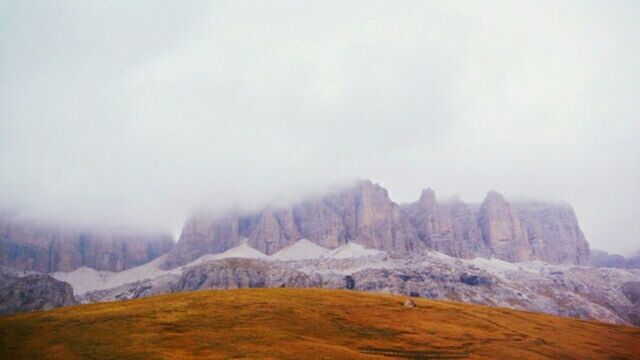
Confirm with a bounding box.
[0,288,638,359]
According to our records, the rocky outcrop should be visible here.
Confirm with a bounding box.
[620,282,640,325]
[0,272,76,314]
[403,298,417,308]
[402,190,489,259]
[621,282,640,305]
[477,192,531,262]
[162,181,592,269]
[514,201,591,265]
[0,216,174,272]
[592,250,640,269]
[177,258,323,291]
[402,191,591,264]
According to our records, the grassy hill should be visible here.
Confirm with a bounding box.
[0,288,638,359]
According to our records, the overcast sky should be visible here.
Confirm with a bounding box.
[1,1,639,254]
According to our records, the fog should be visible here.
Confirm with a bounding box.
[1,1,639,254]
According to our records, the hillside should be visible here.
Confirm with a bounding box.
[1,289,638,359]
[54,242,640,326]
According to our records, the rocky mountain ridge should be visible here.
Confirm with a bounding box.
[1,238,636,325]
[161,180,591,269]
[0,215,175,273]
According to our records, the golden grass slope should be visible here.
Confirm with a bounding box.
[0,288,638,359]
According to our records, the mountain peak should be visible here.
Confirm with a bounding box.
[483,190,506,203]
[418,188,436,204]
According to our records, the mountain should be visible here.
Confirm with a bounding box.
[161,181,420,269]
[0,181,608,322]
[593,249,640,269]
[0,214,174,272]
[1,288,638,359]
[161,180,591,269]
[0,181,590,273]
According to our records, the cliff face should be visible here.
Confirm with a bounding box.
[0,181,598,272]
[162,181,592,269]
[514,202,591,265]
[0,217,174,273]
[401,190,591,264]
[477,192,531,262]
[161,181,422,269]
[402,189,489,259]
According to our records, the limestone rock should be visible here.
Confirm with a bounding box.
[621,282,640,304]
[514,202,591,265]
[248,208,300,254]
[0,272,76,314]
[0,215,174,272]
[161,182,593,269]
[402,189,488,258]
[592,250,640,269]
[477,191,531,262]
[403,298,416,308]
[176,258,322,291]
[161,180,422,269]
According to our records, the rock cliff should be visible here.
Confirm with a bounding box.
[402,189,489,259]
[476,191,531,262]
[0,271,76,314]
[514,201,591,265]
[161,180,422,269]
[0,216,174,272]
[162,181,591,269]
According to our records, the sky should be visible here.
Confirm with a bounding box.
[0,1,639,254]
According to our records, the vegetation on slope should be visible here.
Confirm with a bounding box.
[0,288,638,359]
